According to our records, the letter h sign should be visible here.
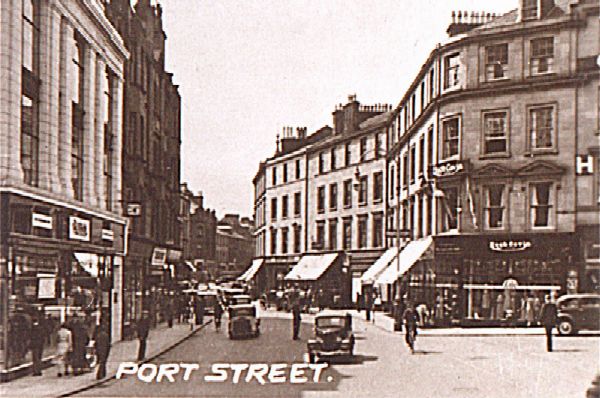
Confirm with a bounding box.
[576,155,594,175]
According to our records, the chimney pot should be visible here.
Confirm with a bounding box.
[451,10,456,23]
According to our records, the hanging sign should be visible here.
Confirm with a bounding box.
[151,247,167,266]
[69,216,90,241]
[431,161,465,178]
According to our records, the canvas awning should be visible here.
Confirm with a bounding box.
[237,259,264,282]
[375,237,433,285]
[284,253,339,281]
[360,247,398,284]
[184,261,197,273]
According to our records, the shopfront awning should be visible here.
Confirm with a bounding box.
[185,261,197,273]
[237,259,264,282]
[360,247,398,284]
[73,252,99,278]
[375,237,433,285]
[284,253,339,281]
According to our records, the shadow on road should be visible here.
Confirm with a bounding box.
[412,350,442,355]
[319,354,378,365]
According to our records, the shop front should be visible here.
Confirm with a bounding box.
[0,191,126,379]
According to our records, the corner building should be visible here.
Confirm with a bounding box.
[0,0,127,379]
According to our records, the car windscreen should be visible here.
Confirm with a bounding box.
[316,317,346,328]
[231,308,255,317]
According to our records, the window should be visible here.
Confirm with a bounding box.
[329,183,338,210]
[444,53,460,89]
[410,145,416,184]
[342,218,352,249]
[429,69,435,101]
[530,182,553,228]
[360,137,367,162]
[389,166,395,200]
[283,163,288,183]
[411,94,416,122]
[315,222,325,249]
[271,197,277,220]
[331,147,337,170]
[375,134,381,159]
[328,219,338,250]
[317,186,325,213]
[358,176,368,205]
[272,167,277,185]
[531,37,554,75]
[522,0,539,19]
[270,228,277,254]
[22,0,38,72]
[428,126,434,167]
[293,225,301,253]
[21,95,38,186]
[343,179,352,208]
[402,153,409,187]
[420,82,425,112]
[281,227,289,254]
[528,105,555,151]
[483,111,509,155]
[426,194,433,236]
[282,195,289,218]
[484,185,505,229]
[295,159,301,179]
[372,213,383,248]
[402,202,409,230]
[442,116,460,159]
[443,186,459,231]
[486,44,509,80]
[102,68,113,210]
[419,137,425,176]
[358,216,368,248]
[294,192,301,216]
[318,152,325,174]
[345,143,351,166]
[373,172,383,202]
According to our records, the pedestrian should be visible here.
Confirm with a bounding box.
[402,301,418,354]
[94,323,110,380]
[165,297,174,328]
[137,311,151,361]
[539,295,558,352]
[30,314,45,376]
[69,316,88,375]
[214,299,223,332]
[481,290,491,319]
[56,323,72,377]
[292,301,301,340]
[194,296,205,326]
[525,293,536,327]
[188,299,196,330]
[365,291,373,322]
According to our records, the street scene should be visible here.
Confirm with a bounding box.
[1,0,599,397]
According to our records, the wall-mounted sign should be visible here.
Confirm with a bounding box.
[576,155,594,175]
[151,247,167,266]
[32,213,53,230]
[431,161,465,178]
[101,228,114,241]
[69,216,90,241]
[38,276,56,299]
[489,240,532,252]
[127,203,142,216]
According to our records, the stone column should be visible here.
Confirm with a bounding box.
[111,76,124,215]
[37,1,62,193]
[94,56,106,208]
[57,19,74,197]
[82,47,98,207]
[0,0,24,184]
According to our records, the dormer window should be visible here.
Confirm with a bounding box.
[486,44,509,80]
[522,0,539,20]
[531,37,554,75]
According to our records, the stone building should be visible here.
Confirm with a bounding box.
[0,0,127,378]
[216,214,255,281]
[105,0,182,335]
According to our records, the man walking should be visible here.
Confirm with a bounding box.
[30,314,45,376]
[292,301,301,340]
[94,323,110,380]
[539,295,558,352]
[137,311,151,361]
[403,301,418,354]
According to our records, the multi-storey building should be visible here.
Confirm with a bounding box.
[216,215,254,280]
[105,0,182,334]
[374,0,599,325]
[249,97,392,305]
[0,0,127,378]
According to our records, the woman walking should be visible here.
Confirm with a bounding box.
[56,323,72,377]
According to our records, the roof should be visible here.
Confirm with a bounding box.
[358,111,394,130]
[284,253,339,281]
[315,310,351,318]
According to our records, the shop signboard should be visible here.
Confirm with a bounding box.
[32,213,53,230]
[151,247,167,266]
[102,228,115,241]
[431,160,467,178]
[489,240,532,252]
[69,216,90,241]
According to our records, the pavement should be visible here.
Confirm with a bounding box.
[0,320,210,398]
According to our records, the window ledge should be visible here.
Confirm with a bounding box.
[343,204,352,209]
[358,202,368,207]
[479,153,511,160]
[373,198,383,205]
[329,207,337,212]
[524,150,559,157]
[485,76,510,83]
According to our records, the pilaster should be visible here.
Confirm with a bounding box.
[82,48,98,207]
[94,56,106,208]
[111,76,124,215]
[58,19,74,198]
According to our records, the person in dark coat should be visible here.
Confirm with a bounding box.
[94,323,111,380]
[137,311,151,361]
[539,295,558,352]
[165,297,174,328]
[213,300,223,331]
[292,302,301,340]
[69,316,88,375]
[402,302,419,354]
[194,296,204,326]
[30,315,46,376]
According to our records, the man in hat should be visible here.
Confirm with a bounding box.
[539,295,558,352]
[94,322,111,379]
[137,311,151,361]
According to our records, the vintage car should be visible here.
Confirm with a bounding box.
[556,293,600,335]
[307,310,354,363]
[229,294,252,306]
[228,304,260,339]
[221,288,245,306]
[197,290,219,315]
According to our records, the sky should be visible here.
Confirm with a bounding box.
[159,0,518,219]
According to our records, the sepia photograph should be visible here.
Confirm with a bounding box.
[0,0,599,397]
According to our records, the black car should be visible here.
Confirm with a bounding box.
[307,310,354,363]
[556,294,600,335]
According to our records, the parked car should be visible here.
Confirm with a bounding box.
[307,310,354,363]
[197,291,219,315]
[556,293,600,335]
[221,288,245,307]
[228,304,260,339]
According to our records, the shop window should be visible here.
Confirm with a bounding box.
[328,219,338,250]
[343,179,352,208]
[442,116,460,159]
[530,182,554,228]
[373,172,383,202]
[358,216,368,249]
[484,185,505,229]
[530,37,554,75]
[282,195,289,218]
[329,183,338,210]
[294,191,301,216]
[342,217,352,249]
[485,44,509,80]
[483,110,509,155]
[444,53,460,89]
[317,186,326,213]
[528,104,555,152]
[358,176,368,205]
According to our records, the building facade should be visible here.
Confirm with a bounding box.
[0,0,127,378]
[216,215,254,281]
[105,0,182,335]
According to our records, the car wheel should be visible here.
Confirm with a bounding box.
[558,319,575,335]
